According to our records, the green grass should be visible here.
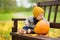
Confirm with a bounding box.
[0,13,13,20]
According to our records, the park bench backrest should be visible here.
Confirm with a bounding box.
[12,0,60,32]
[37,0,60,28]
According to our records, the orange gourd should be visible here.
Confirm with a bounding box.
[34,20,50,35]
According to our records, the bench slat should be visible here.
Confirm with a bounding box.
[50,23,60,28]
[53,5,58,23]
[37,1,60,6]
[12,18,26,21]
[48,6,52,21]
[10,32,60,40]
[44,6,46,16]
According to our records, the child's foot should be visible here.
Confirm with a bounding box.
[27,29,32,34]
[18,29,26,34]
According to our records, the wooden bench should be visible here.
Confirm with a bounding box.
[10,0,60,40]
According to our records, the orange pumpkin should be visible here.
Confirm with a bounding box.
[34,20,50,35]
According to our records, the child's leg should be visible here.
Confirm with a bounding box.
[23,26,34,30]
[18,26,29,34]
[28,27,35,33]
[23,26,35,33]
[23,26,29,30]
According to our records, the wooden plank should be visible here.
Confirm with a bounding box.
[50,23,60,28]
[53,5,58,23]
[48,6,52,21]
[12,20,18,32]
[12,18,26,21]
[37,1,60,6]
[44,6,46,17]
[11,32,43,40]
[10,32,60,40]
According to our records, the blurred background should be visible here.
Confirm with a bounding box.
[0,0,60,40]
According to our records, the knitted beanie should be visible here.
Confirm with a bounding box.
[33,6,44,18]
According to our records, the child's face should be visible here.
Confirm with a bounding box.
[36,13,44,20]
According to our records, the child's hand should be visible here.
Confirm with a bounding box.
[18,29,26,34]
[25,22,30,26]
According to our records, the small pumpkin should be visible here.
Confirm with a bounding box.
[34,20,50,35]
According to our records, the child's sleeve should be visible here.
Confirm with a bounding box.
[24,17,35,28]
[24,18,30,26]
